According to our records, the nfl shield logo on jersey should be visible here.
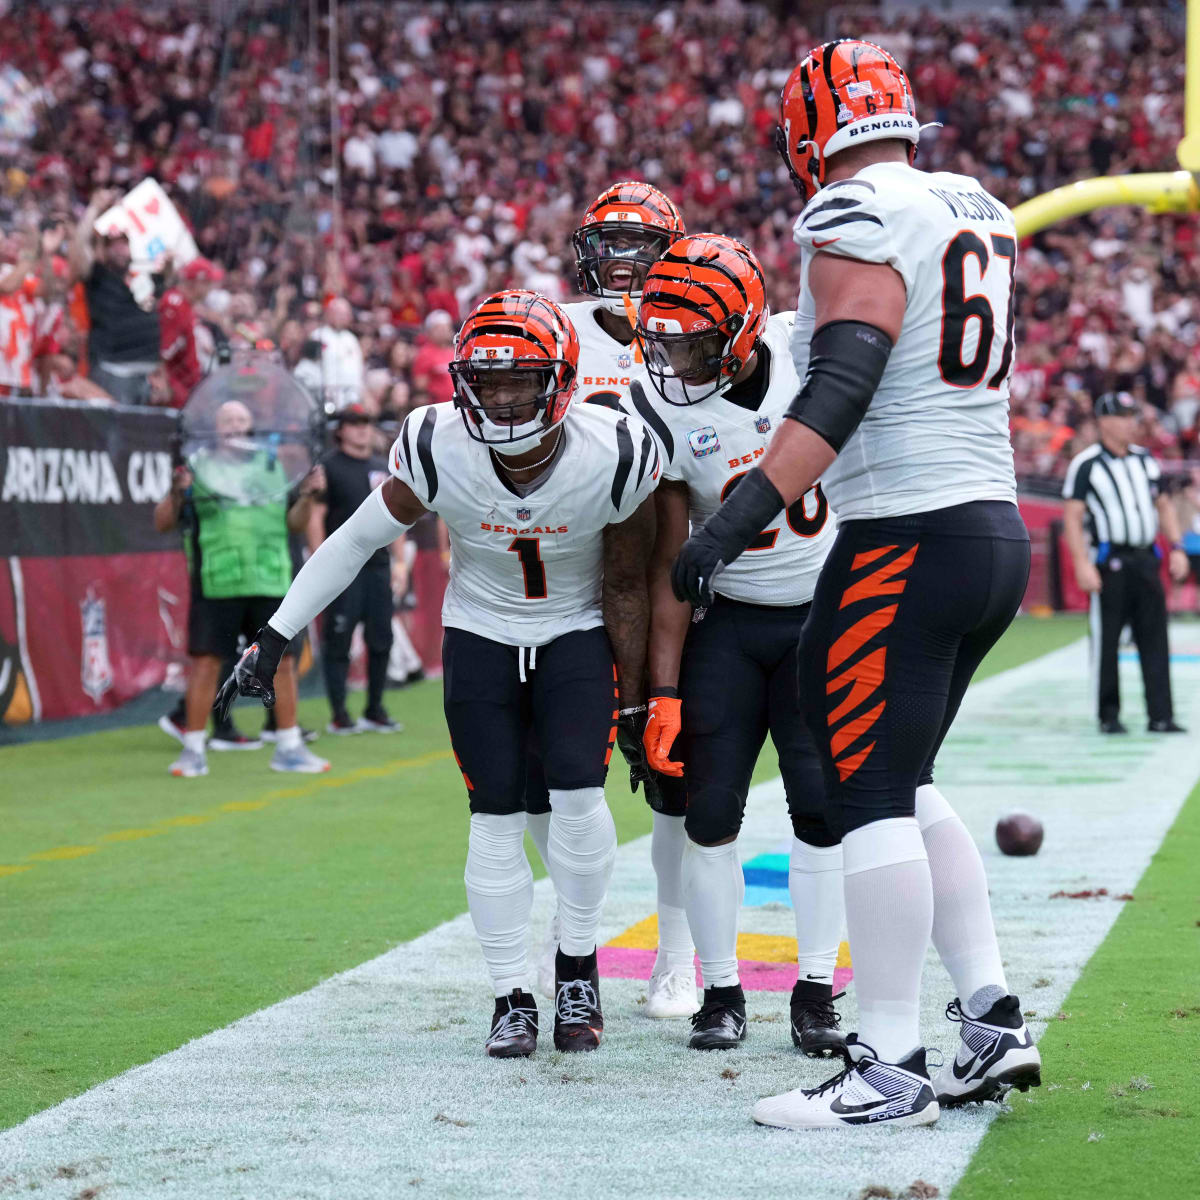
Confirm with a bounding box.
[516,507,532,523]
[688,426,720,459]
[756,416,771,435]
[617,352,632,371]
[80,587,113,704]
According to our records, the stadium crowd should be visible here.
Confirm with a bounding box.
[1,1,1199,476]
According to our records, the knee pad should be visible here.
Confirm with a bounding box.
[790,812,840,848]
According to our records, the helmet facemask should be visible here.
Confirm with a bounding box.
[638,312,749,407]
[450,353,573,452]
[573,223,677,314]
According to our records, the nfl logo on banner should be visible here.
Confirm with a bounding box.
[617,353,632,371]
[688,426,720,459]
[756,416,771,434]
[516,507,531,522]
[80,586,114,704]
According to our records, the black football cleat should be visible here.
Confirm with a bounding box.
[1099,718,1127,734]
[790,981,847,1059]
[688,984,747,1050]
[933,994,1042,1106]
[553,950,603,1052]
[1148,719,1187,733]
[485,989,539,1058]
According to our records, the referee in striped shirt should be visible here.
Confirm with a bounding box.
[1063,392,1189,734]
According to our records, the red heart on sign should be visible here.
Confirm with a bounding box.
[144,198,160,215]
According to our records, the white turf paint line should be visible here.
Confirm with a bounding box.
[3,630,1199,1200]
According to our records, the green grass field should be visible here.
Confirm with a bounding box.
[4,610,1196,1199]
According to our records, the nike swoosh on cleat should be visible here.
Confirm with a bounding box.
[952,1049,983,1080]
[830,1097,887,1116]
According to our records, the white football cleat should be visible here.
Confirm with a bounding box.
[536,912,560,1000]
[168,747,208,778]
[933,995,1041,1106]
[645,965,700,1018]
[752,1034,939,1130]
[270,744,330,774]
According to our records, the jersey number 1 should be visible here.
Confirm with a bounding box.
[938,231,1016,390]
[508,537,547,599]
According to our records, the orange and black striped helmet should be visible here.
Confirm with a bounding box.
[636,234,767,407]
[573,181,686,313]
[776,40,919,202]
[449,290,580,447]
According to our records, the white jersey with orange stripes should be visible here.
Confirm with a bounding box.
[790,160,1019,521]
[388,399,661,647]
[560,299,648,411]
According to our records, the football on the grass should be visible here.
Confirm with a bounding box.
[996,811,1044,856]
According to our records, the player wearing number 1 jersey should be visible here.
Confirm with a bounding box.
[215,291,660,1059]
[632,234,846,1055]
[672,41,1041,1128]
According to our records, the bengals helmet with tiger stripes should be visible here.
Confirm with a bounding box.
[449,290,580,448]
[573,181,686,314]
[776,39,921,203]
[636,234,768,407]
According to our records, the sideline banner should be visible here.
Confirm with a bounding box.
[1,399,186,724]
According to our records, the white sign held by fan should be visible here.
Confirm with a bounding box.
[95,179,200,304]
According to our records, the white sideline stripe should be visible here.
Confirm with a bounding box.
[3,630,1199,1200]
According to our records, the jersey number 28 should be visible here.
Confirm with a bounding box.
[938,231,1017,391]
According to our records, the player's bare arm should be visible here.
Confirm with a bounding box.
[602,494,656,711]
[1155,491,1191,582]
[214,475,427,718]
[671,252,904,606]
[643,480,690,776]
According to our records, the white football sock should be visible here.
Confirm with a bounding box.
[789,837,844,985]
[917,783,1009,1013]
[464,811,533,996]
[651,812,693,974]
[276,725,302,751]
[546,787,616,957]
[524,809,551,873]
[682,838,743,989]
[182,730,206,755]
[842,817,933,1063]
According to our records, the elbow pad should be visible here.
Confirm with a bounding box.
[270,487,411,638]
[784,320,893,452]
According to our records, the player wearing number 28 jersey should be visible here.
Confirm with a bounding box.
[670,40,1041,1128]
[633,234,846,1056]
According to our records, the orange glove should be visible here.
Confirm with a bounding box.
[644,690,684,777]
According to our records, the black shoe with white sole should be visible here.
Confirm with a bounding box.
[485,989,539,1058]
[688,984,747,1051]
[933,994,1042,1106]
[753,1034,939,1129]
[790,981,847,1059]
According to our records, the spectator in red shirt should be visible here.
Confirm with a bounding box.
[159,257,223,409]
[410,309,455,405]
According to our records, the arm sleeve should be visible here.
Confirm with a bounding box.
[270,487,412,637]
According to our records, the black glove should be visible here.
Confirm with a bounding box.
[671,467,785,607]
[615,705,653,794]
[213,624,289,722]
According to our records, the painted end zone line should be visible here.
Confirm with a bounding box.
[2,631,1198,1200]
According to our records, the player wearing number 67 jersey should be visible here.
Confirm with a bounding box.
[629,234,846,1055]
[214,291,661,1060]
[671,40,1041,1129]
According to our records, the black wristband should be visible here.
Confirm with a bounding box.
[255,623,290,666]
[650,686,679,699]
[784,319,893,452]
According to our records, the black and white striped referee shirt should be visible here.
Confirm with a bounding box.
[1062,442,1162,548]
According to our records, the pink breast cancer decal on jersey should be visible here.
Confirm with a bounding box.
[688,426,720,459]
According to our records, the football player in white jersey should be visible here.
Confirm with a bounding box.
[673,41,1041,1128]
[522,181,698,1017]
[629,234,846,1055]
[215,291,661,1058]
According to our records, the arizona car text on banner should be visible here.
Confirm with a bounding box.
[0,399,188,724]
